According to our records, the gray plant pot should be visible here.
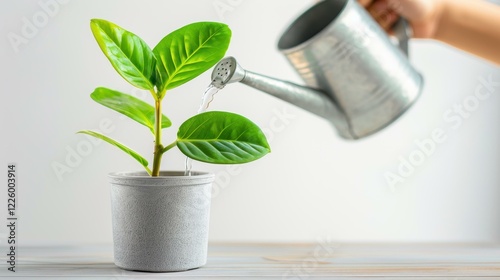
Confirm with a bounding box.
[108,171,215,272]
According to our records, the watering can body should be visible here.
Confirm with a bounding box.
[212,0,423,140]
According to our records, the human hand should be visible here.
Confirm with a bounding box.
[358,0,444,39]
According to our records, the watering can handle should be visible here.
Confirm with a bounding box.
[392,17,412,57]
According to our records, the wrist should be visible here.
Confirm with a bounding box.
[430,0,448,40]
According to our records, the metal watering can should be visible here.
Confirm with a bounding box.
[211,0,423,140]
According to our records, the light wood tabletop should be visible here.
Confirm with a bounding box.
[3,242,500,279]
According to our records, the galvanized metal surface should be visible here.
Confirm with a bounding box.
[212,0,423,140]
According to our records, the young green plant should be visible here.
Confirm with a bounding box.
[79,19,270,176]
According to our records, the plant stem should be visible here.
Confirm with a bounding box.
[161,141,177,154]
[152,99,163,176]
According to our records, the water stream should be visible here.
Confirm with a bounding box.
[184,84,221,176]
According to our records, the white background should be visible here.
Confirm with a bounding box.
[1,0,499,246]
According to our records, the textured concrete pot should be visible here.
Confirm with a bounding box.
[108,171,215,272]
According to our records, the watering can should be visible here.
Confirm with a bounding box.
[211,0,423,140]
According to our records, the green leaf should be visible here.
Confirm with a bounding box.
[153,22,231,93]
[177,111,270,164]
[90,87,171,134]
[77,130,151,174]
[90,19,156,90]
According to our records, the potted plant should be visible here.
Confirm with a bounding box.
[79,19,270,272]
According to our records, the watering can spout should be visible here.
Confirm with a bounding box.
[211,57,354,139]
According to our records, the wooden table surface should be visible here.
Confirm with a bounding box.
[3,243,500,279]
